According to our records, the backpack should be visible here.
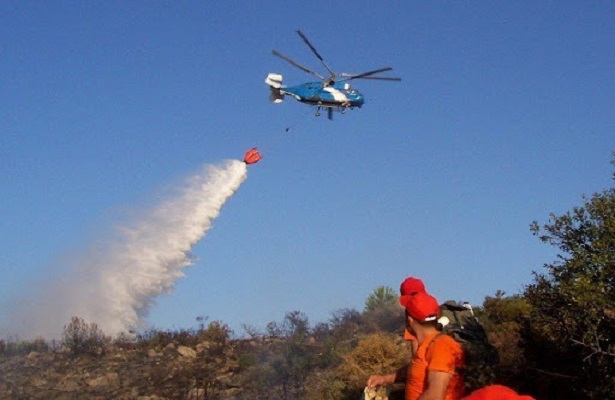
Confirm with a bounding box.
[435,301,500,393]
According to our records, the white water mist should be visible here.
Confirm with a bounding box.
[5,159,248,339]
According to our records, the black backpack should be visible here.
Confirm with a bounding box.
[436,301,500,393]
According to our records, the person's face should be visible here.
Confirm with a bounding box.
[404,310,416,335]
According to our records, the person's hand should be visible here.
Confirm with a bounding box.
[366,374,388,389]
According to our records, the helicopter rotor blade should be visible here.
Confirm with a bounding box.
[339,67,402,81]
[348,75,402,81]
[296,30,336,78]
[272,50,326,80]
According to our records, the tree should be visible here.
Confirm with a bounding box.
[364,286,397,312]
[363,286,404,334]
[525,155,615,398]
[478,291,531,391]
[336,332,409,399]
[240,311,319,400]
[61,316,107,356]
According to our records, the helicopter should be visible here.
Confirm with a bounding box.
[265,30,401,120]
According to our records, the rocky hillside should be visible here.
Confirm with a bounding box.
[0,339,249,400]
[0,312,414,400]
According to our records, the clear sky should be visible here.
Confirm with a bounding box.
[1,1,614,338]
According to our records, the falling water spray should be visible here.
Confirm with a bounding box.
[4,158,252,339]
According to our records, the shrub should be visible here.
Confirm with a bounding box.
[61,316,107,356]
[337,332,410,395]
[1,337,49,356]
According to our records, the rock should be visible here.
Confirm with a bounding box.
[177,345,196,358]
[32,377,48,387]
[186,387,205,399]
[197,341,211,351]
[86,372,120,388]
[54,376,81,392]
[86,376,105,387]
[106,372,120,387]
[55,394,79,400]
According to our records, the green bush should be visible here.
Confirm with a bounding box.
[1,337,49,356]
[61,316,108,356]
[337,332,409,395]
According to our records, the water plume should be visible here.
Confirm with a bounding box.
[4,159,248,339]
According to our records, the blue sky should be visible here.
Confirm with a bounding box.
[1,1,613,337]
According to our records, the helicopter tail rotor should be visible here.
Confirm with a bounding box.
[265,73,283,89]
[269,89,284,103]
[265,73,285,103]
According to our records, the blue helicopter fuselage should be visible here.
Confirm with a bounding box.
[281,81,365,108]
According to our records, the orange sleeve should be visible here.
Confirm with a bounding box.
[427,336,463,374]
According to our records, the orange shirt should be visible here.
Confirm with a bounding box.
[461,385,535,400]
[404,329,417,341]
[406,332,465,400]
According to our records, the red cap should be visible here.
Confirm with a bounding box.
[400,277,426,295]
[461,385,536,400]
[399,291,440,322]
